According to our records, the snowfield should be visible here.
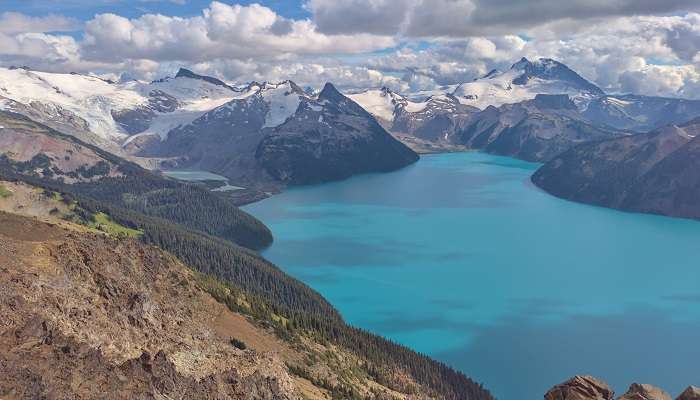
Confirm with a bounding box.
[0,68,313,147]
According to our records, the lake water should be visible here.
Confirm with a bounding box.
[243,152,700,400]
[161,169,244,191]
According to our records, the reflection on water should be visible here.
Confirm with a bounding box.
[244,152,700,399]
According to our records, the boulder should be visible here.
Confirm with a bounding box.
[618,383,672,400]
[677,386,700,400]
[545,376,614,400]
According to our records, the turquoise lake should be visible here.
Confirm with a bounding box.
[243,152,700,400]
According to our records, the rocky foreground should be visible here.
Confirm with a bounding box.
[545,376,699,400]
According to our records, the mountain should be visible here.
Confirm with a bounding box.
[452,94,625,162]
[147,81,418,187]
[583,94,700,132]
[0,67,238,149]
[347,59,620,159]
[347,87,478,149]
[532,117,700,219]
[257,83,419,184]
[450,57,605,110]
[0,66,419,189]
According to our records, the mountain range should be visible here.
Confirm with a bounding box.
[3,57,700,215]
[4,56,700,399]
[3,58,700,183]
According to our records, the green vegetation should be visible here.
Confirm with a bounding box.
[88,212,143,238]
[72,176,272,249]
[0,184,11,198]
[0,111,272,249]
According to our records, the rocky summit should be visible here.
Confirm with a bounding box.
[544,376,615,400]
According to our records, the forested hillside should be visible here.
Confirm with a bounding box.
[0,111,492,399]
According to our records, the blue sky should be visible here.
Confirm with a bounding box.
[2,0,309,21]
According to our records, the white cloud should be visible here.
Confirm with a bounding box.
[0,12,78,34]
[307,0,700,38]
[81,2,394,63]
[0,3,699,99]
[362,13,700,98]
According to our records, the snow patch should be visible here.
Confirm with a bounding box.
[260,82,303,128]
[347,89,398,122]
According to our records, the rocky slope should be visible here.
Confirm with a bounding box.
[0,211,301,399]
[583,95,700,132]
[0,111,123,183]
[0,210,479,400]
[544,376,698,400]
[453,94,624,162]
[532,118,700,219]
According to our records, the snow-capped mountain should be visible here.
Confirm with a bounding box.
[0,67,240,150]
[583,94,700,132]
[347,87,478,150]
[0,67,418,188]
[450,57,605,110]
[4,59,700,188]
[137,81,417,186]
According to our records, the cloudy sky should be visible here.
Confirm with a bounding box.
[2,0,700,97]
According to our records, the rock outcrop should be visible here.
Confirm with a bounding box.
[618,384,672,400]
[677,386,700,400]
[545,375,614,400]
[545,377,697,400]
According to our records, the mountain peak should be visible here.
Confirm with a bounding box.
[319,82,344,102]
[511,57,531,70]
[174,68,233,90]
[509,57,604,95]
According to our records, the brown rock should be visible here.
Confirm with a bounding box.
[545,375,614,400]
[677,386,700,400]
[618,383,672,400]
